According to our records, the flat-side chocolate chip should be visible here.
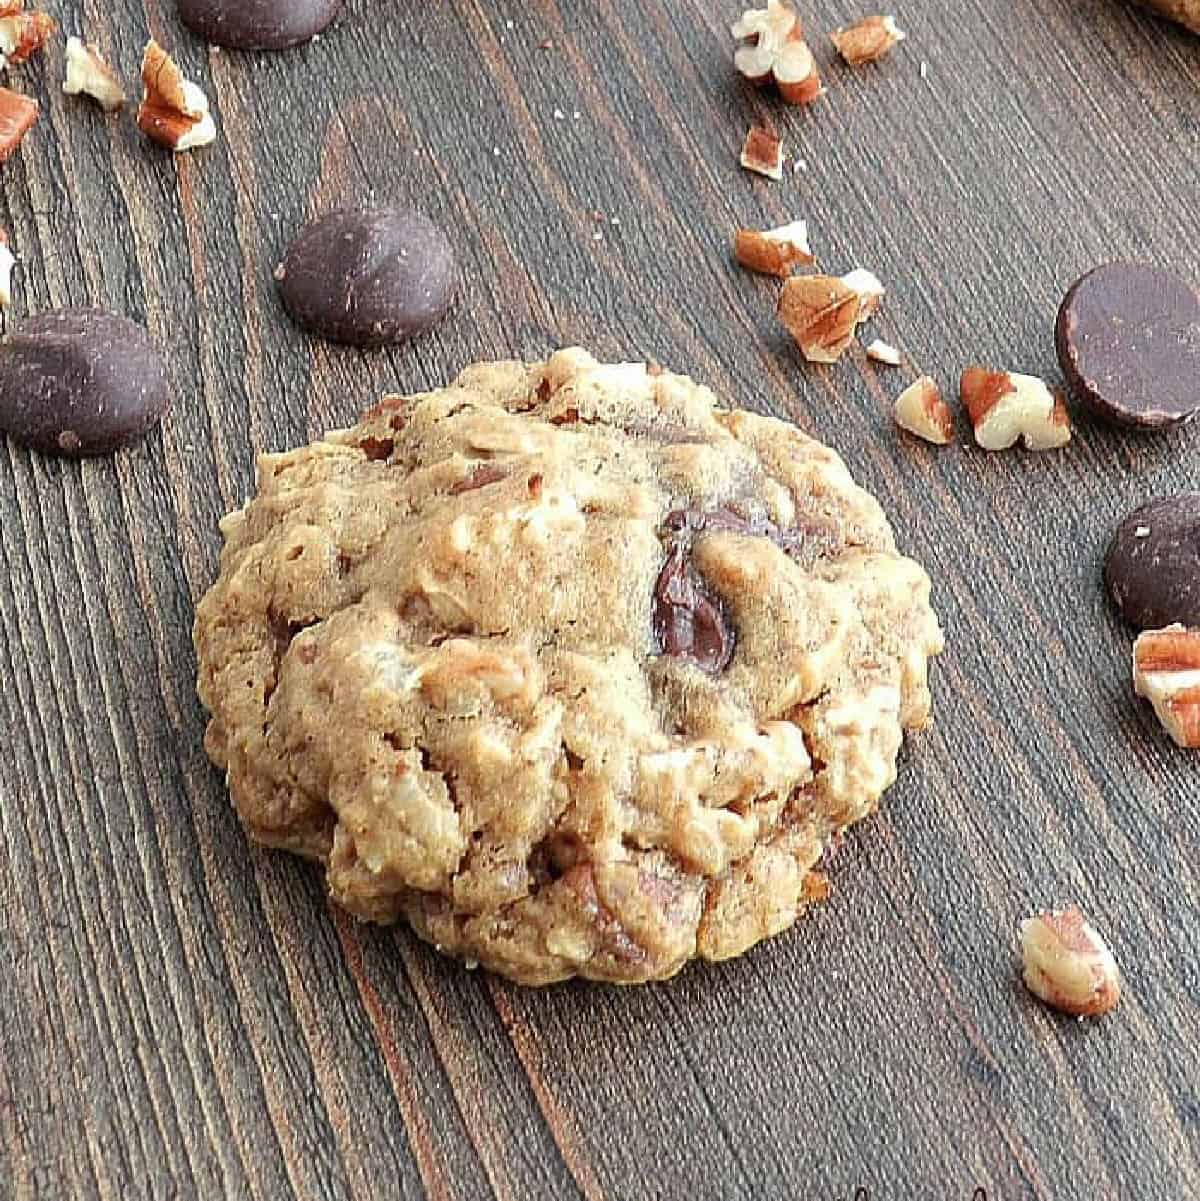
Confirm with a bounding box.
[1105,494,1200,629]
[1056,263,1200,429]
[278,208,456,348]
[178,0,342,50]
[0,309,170,456]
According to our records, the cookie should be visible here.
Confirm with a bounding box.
[194,349,943,985]
[1138,0,1200,33]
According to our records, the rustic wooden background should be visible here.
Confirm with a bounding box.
[2,1,1198,1198]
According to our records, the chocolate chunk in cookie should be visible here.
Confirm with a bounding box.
[654,521,735,673]
[194,349,943,985]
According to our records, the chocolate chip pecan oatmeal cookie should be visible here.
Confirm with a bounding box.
[194,349,943,985]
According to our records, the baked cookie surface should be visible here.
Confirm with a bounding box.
[194,349,943,985]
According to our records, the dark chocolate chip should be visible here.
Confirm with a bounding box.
[0,309,170,456]
[178,0,342,50]
[1056,263,1200,429]
[278,208,456,348]
[653,543,734,674]
[1105,494,1200,629]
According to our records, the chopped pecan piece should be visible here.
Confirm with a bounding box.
[137,39,216,152]
[0,84,36,161]
[1021,906,1121,1018]
[831,14,906,66]
[732,1,823,104]
[63,36,126,112]
[841,267,885,320]
[734,219,813,277]
[894,376,953,445]
[1133,624,1200,747]
[0,4,55,69]
[961,367,1071,451]
[865,338,902,366]
[739,123,785,180]
[778,274,860,363]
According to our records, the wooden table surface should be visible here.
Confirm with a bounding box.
[2,1,1199,1198]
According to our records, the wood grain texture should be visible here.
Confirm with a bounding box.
[2,1,1199,1198]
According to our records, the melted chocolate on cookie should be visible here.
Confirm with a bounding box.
[652,507,842,673]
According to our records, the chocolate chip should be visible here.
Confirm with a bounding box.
[278,208,456,348]
[1056,263,1200,429]
[178,0,342,50]
[1105,494,1200,629]
[653,543,734,674]
[0,309,170,456]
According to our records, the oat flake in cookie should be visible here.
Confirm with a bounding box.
[194,350,944,985]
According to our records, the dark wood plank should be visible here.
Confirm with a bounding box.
[2,0,1200,1198]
